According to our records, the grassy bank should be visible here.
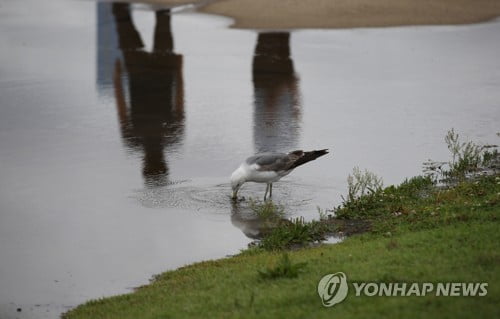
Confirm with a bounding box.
[64,172,500,318]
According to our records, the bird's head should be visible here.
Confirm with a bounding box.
[230,167,246,200]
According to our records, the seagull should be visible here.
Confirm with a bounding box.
[230,149,329,200]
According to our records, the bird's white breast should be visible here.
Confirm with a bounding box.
[243,163,288,183]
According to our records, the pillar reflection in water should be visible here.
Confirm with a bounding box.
[229,33,303,240]
[112,3,184,187]
[252,32,301,154]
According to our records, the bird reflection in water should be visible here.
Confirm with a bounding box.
[112,3,184,187]
[252,32,302,154]
[230,201,290,240]
[230,202,263,240]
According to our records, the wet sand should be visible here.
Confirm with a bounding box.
[107,0,196,6]
[172,0,500,29]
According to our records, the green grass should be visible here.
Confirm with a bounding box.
[334,175,499,235]
[258,217,334,250]
[64,174,500,319]
[250,200,285,221]
[245,200,337,251]
[64,222,500,319]
[257,253,307,279]
[423,128,499,183]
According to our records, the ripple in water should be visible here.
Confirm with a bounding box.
[133,177,316,216]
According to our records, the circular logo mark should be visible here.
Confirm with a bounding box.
[317,272,348,307]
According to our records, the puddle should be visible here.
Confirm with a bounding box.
[1,0,500,318]
[323,236,344,245]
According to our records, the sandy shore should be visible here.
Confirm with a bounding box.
[154,0,500,29]
[105,0,196,8]
[201,0,500,29]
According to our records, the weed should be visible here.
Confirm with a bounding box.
[258,253,307,279]
[343,167,383,202]
[338,167,383,214]
[317,206,329,221]
[335,172,499,235]
[425,128,499,183]
[258,217,333,251]
[333,169,387,219]
[334,175,432,220]
[250,200,285,221]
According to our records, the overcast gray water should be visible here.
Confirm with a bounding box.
[0,0,499,318]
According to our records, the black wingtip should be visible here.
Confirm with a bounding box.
[289,148,330,169]
[315,149,329,155]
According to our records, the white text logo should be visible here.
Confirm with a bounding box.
[318,273,488,307]
[317,272,349,307]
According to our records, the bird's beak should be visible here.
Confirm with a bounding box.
[231,190,238,200]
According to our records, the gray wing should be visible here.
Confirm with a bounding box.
[246,151,303,172]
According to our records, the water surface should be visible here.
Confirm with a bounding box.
[1,0,499,318]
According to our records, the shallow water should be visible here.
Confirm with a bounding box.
[1,0,499,318]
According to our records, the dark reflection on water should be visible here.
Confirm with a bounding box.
[98,7,303,190]
[230,201,263,239]
[229,187,313,240]
[99,6,306,241]
[229,32,304,240]
[230,200,290,240]
[252,32,301,153]
[104,3,184,187]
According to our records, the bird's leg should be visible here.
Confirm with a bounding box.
[264,183,269,200]
[269,183,273,198]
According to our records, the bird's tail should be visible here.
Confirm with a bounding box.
[289,149,329,170]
